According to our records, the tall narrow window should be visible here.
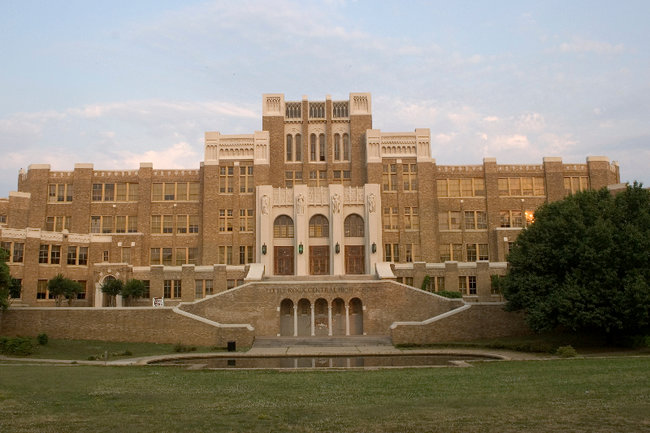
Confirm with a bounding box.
[319,133,326,161]
[310,134,317,161]
[334,134,341,161]
[343,134,350,160]
[286,134,293,161]
[294,134,301,161]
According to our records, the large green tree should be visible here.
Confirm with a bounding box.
[100,278,124,307]
[121,279,146,306]
[503,184,650,336]
[47,274,83,307]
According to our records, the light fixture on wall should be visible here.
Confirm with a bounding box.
[371,242,377,254]
[298,243,304,254]
[335,242,340,254]
[262,243,267,255]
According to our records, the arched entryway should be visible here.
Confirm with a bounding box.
[280,299,294,336]
[349,298,363,335]
[314,298,329,336]
[331,298,346,336]
[297,298,311,336]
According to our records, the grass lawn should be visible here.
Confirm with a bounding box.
[0,357,648,432]
[2,338,223,361]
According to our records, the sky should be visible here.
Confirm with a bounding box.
[1,0,648,196]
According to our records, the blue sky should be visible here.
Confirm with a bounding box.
[1,0,648,195]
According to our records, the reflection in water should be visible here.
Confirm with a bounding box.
[153,355,490,369]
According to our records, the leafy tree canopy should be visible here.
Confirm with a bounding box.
[122,279,146,303]
[503,184,650,336]
[47,274,83,306]
[0,248,12,310]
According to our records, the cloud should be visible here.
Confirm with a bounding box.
[116,141,200,169]
[557,38,624,54]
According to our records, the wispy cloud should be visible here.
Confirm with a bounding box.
[556,37,624,54]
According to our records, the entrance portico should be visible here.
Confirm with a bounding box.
[278,297,364,337]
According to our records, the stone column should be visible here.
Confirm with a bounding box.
[310,303,315,336]
[293,304,298,337]
[345,304,350,336]
[327,304,333,336]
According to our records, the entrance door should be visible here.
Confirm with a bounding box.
[274,246,294,275]
[345,245,365,274]
[310,246,329,275]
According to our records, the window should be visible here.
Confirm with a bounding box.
[343,134,350,161]
[310,134,317,161]
[285,170,303,188]
[45,216,71,232]
[176,215,199,234]
[218,246,233,265]
[195,279,214,298]
[113,183,138,201]
[459,276,477,295]
[78,247,88,265]
[122,247,131,264]
[239,209,254,232]
[404,207,419,230]
[498,177,545,196]
[319,134,326,161]
[309,170,327,186]
[152,182,199,201]
[90,216,116,233]
[67,246,77,265]
[286,134,293,161]
[405,244,419,262]
[218,167,234,193]
[48,183,73,202]
[175,248,186,265]
[239,245,254,264]
[37,280,48,300]
[382,164,397,191]
[308,215,329,237]
[424,276,445,292]
[219,209,233,232]
[0,215,6,224]
[75,281,87,299]
[239,165,254,193]
[162,215,173,234]
[150,248,173,265]
[344,214,364,237]
[403,163,417,191]
[382,207,398,231]
[439,211,461,231]
[384,243,400,262]
[439,244,462,262]
[500,210,523,228]
[273,215,294,238]
[466,243,489,261]
[334,134,341,160]
[564,176,589,195]
[163,280,181,299]
[39,245,50,264]
[332,101,348,118]
[309,102,325,118]
[437,178,485,197]
[103,250,110,262]
[142,280,150,298]
[464,211,487,230]
[1,242,24,263]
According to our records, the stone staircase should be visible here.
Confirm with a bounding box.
[253,335,393,348]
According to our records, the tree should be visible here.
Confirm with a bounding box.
[100,277,124,307]
[502,184,650,336]
[47,274,83,307]
[0,248,12,311]
[121,279,146,306]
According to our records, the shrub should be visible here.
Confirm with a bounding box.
[435,290,463,299]
[556,345,578,358]
[0,336,34,356]
[37,333,49,345]
[174,343,197,353]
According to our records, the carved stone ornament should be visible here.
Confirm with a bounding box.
[331,193,342,214]
[296,193,305,215]
[261,195,270,215]
[367,193,376,213]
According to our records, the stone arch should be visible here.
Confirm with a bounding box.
[331,298,345,336]
[314,298,329,336]
[309,214,329,238]
[344,214,364,237]
[349,297,363,335]
[297,298,311,336]
[280,298,294,336]
[274,215,294,238]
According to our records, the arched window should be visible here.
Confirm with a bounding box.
[309,214,329,237]
[274,215,294,238]
[310,134,317,161]
[319,134,326,161]
[286,134,293,161]
[343,134,350,161]
[334,133,341,161]
[344,214,364,237]
[295,134,301,161]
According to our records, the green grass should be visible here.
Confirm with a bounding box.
[1,338,224,360]
[0,357,648,432]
